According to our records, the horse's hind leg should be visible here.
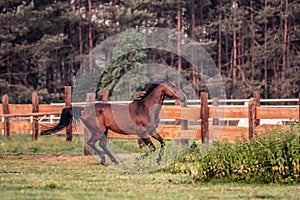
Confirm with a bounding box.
[98,132,119,165]
[139,137,156,159]
[151,132,165,164]
[87,134,106,165]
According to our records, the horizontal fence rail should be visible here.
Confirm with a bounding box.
[0,87,299,144]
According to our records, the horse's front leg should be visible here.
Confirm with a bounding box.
[138,137,156,160]
[151,132,165,164]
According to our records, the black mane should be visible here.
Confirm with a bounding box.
[134,83,161,101]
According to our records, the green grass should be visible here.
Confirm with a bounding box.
[0,135,299,199]
[1,134,83,156]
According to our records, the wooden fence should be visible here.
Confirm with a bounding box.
[0,86,299,143]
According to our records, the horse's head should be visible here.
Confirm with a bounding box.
[161,82,187,104]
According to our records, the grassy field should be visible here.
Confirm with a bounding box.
[0,135,299,200]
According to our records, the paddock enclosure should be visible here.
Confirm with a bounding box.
[0,86,299,143]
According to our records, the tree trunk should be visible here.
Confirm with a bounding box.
[78,0,83,67]
[88,0,93,72]
[111,0,116,25]
[225,33,229,73]
[282,0,288,88]
[218,0,222,74]
[177,0,181,87]
[233,14,237,88]
[190,0,196,98]
[264,0,268,98]
[250,0,254,83]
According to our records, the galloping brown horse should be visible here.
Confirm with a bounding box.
[41,82,187,165]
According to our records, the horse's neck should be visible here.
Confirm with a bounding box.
[143,87,164,107]
[130,86,164,110]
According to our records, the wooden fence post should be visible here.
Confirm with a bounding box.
[84,93,96,156]
[248,98,256,139]
[101,90,110,148]
[174,99,188,145]
[65,86,72,141]
[32,92,39,141]
[2,94,9,137]
[298,92,300,122]
[102,90,109,102]
[175,99,181,125]
[200,92,209,144]
[253,91,260,126]
[180,100,188,145]
[212,98,219,125]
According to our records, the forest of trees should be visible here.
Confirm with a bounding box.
[0,0,299,103]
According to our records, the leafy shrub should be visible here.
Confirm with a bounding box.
[171,122,300,184]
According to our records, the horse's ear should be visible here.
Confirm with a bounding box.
[167,82,176,89]
[157,80,165,85]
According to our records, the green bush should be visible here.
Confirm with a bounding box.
[171,122,300,184]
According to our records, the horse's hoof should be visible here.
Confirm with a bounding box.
[113,160,119,166]
[156,158,161,165]
[140,152,149,160]
[100,160,107,166]
[110,158,119,165]
[136,156,144,161]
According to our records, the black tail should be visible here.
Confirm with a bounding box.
[40,107,84,135]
